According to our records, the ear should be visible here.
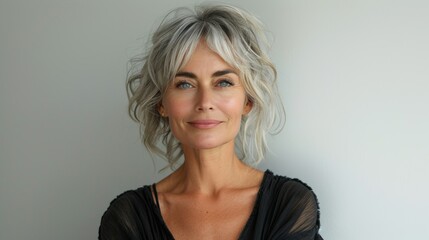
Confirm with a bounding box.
[158,103,167,117]
[243,99,253,115]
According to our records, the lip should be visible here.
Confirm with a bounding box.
[188,120,222,129]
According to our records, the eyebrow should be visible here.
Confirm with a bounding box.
[175,69,237,79]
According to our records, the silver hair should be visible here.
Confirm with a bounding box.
[127,4,285,169]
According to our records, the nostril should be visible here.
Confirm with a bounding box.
[196,105,214,111]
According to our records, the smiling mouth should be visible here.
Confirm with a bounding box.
[188,120,222,129]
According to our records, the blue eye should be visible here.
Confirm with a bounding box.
[176,81,193,89]
[217,80,233,87]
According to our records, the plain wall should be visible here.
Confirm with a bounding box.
[1,0,428,239]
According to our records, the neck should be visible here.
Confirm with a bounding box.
[173,143,253,195]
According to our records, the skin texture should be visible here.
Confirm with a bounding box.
[156,40,264,240]
[160,42,251,151]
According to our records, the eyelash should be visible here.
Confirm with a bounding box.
[217,79,234,87]
[174,79,234,89]
[175,80,193,89]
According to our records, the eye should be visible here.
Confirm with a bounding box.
[217,79,234,87]
[175,81,193,89]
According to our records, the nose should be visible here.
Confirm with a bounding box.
[195,87,214,111]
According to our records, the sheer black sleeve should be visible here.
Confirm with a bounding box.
[268,178,323,240]
[239,171,323,240]
[98,191,143,240]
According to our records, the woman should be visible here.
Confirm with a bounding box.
[99,4,323,240]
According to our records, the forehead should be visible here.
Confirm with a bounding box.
[179,40,231,70]
[182,40,229,65]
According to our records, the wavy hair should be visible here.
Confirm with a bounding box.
[127,4,285,169]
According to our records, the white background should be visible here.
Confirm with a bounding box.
[1,0,428,239]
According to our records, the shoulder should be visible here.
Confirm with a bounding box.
[261,170,322,237]
[263,170,319,201]
[279,173,318,200]
[103,186,151,216]
[98,186,153,239]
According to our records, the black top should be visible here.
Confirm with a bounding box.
[99,170,323,240]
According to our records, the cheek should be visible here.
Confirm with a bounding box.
[217,94,247,114]
[215,101,246,127]
[163,95,189,117]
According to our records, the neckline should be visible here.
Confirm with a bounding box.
[148,169,272,239]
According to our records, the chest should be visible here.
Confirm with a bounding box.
[159,191,258,240]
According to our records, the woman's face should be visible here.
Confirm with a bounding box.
[160,40,252,150]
